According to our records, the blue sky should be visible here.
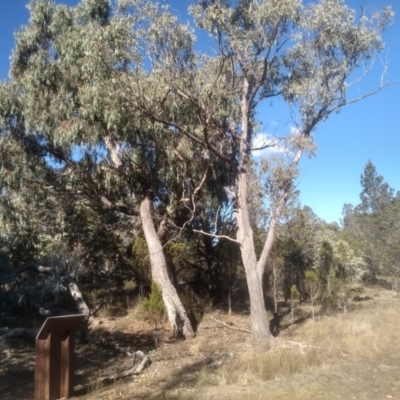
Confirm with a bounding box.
[1,0,399,224]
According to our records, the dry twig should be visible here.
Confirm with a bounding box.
[210,315,251,334]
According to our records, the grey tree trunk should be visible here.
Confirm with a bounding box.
[139,196,195,339]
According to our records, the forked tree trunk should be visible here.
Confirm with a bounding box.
[236,191,272,345]
[139,196,195,339]
[235,87,304,345]
[235,162,272,345]
[236,165,302,346]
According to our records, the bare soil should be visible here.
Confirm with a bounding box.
[1,287,399,400]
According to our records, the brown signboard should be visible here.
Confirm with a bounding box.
[35,314,86,400]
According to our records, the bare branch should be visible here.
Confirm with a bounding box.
[257,148,303,278]
[210,315,251,333]
[193,160,211,197]
[161,161,212,248]
[340,82,394,110]
[192,229,240,244]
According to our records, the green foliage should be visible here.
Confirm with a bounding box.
[123,279,137,292]
[342,161,400,281]
[132,237,151,283]
[360,160,394,214]
[304,270,320,282]
[290,284,299,298]
[141,282,165,330]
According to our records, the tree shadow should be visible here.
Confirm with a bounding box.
[74,326,161,395]
[0,338,35,400]
[0,324,162,400]
[149,356,217,399]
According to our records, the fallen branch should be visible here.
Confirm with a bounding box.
[210,315,251,334]
[100,339,152,377]
[99,350,152,386]
[0,327,39,341]
[131,350,151,375]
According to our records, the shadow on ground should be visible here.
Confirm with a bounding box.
[0,325,160,400]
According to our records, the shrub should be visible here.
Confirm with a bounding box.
[141,282,165,330]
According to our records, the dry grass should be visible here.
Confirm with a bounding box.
[198,290,400,390]
[2,286,398,400]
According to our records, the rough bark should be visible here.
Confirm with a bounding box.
[139,196,195,339]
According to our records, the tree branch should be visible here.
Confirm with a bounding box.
[15,263,55,275]
[192,229,240,244]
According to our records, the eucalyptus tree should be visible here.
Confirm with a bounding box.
[133,0,391,345]
[0,0,222,337]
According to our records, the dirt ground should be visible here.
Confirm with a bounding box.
[1,288,399,400]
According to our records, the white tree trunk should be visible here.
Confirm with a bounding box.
[236,172,272,346]
[234,86,273,346]
[234,84,304,346]
[272,264,278,314]
[69,281,90,316]
[139,196,195,339]
[68,280,92,342]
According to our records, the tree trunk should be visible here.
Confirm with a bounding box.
[69,281,90,316]
[234,86,272,346]
[235,148,303,345]
[236,171,272,346]
[139,196,195,339]
[68,280,92,342]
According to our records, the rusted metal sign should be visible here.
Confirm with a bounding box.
[35,314,86,400]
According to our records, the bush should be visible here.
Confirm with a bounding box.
[141,282,165,330]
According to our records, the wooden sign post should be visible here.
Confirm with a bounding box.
[35,314,86,400]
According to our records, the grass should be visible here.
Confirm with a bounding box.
[195,290,399,390]
[3,285,397,400]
